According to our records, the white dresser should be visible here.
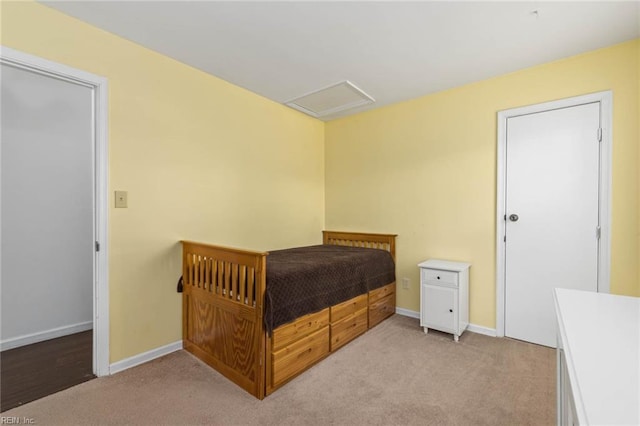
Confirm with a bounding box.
[418,259,470,342]
[554,288,639,426]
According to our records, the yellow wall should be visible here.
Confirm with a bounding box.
[2,1,638,355]
[1,2,325,362]
[326,39,640,328]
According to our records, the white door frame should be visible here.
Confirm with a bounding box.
[0,46,110,376]
[495,91,612,338]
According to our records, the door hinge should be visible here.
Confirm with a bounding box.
[596,226,601,240]
[597,128,602,142]
[504,235,506,242]
[503,214,507,221]
[95,241,100,252]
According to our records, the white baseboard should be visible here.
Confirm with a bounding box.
[394,307,497,337]
[466,323,497,337]
[395,307,420,319]
[0,321,93,352]
[109,340,183,375]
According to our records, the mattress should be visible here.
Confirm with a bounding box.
[264,244,395,333]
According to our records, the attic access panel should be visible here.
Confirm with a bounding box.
[285,80,375,118]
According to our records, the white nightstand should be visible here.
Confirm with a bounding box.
[418,259,471,342]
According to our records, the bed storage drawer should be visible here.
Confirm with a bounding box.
[271,308,330,352]
[330,294,368,323]
[369,293,395,328]
[330,307,368,351]
[369,282,395,303]
[271,326,329,387]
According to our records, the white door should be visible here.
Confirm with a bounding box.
[1,64,94,351]
[504,102,600,347]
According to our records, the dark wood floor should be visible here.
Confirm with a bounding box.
[1,330,95,412]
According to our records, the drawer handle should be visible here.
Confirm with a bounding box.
[298,348,313,359]
[437,276,441,280]
[449,309,453,313]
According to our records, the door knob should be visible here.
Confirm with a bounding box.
[509,214,519,222]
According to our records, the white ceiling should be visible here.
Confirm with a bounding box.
[42,1,639,121]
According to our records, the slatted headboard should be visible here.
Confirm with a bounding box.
[322,230,396,261]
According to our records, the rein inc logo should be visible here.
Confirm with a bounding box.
[0,417,35,424]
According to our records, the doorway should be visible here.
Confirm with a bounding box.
[496,92,612,347]
[0,47,109,409]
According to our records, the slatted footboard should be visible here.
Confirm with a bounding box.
[181,241,267,399]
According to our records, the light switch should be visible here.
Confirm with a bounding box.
[115,191,128,208]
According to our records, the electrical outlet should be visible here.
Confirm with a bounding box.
[115,190,128,208]
[402,277,410,290]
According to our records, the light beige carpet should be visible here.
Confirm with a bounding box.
[4,315,555,425]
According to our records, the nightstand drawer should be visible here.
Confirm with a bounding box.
[422,269,458,286]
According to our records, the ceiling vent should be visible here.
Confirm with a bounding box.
[285,80,375,118]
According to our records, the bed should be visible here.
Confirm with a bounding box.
[181,231,397,399]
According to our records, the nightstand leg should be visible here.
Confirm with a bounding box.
[423,327,429,334]
[454,334,459,342]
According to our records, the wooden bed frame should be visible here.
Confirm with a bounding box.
[181,231,397,399]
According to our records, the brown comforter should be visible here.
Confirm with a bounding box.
[264,244,395,333]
